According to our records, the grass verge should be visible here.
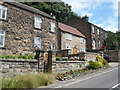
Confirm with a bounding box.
[2,73,55,89]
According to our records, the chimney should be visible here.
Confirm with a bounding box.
[50,13,56,19]
[82,15,89,22]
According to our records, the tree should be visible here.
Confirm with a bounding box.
[21,2,74,23]
[105,31,120,50]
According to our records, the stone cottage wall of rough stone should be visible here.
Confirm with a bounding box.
[1,59,39,78]
[1,3,57,55]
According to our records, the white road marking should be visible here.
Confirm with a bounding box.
[55,67,118,88]
[110,83,120,89]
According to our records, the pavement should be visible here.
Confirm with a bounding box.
[109,62,119,68]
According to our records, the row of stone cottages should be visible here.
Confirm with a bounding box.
[0,2,107,58]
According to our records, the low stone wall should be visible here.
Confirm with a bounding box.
[52,61,88,74]
[85,52,98,61]
[0,59,39,78]
[104,50,120,61]
[68,52,98,61]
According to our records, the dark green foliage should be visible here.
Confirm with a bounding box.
[21,2,77,23]
[87,61,100,69]
[105,31,120,50]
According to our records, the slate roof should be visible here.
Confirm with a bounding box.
[58,22,86,38]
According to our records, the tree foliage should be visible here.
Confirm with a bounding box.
[105,31,120,50]
[21,2,76,23]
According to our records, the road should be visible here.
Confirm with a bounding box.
[37,65,119,90]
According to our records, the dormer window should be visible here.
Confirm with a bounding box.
[0,5,7,20]
[34,17,42,29]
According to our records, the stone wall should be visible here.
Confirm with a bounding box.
[0,2,57,55]
[52,61,88,74]
[68,52,98,61]
[104,50,120,62]
[1,59,39,78]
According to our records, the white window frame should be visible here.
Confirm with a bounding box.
[50,43,55,50]
[34,37,41,49]
[0,5,7,20]
[97,29,100,35]
[91,25,95,33]
[34,17,42,29]
[80,37,84,44]
[50,22,55,32]
[92,40,96,49]
[66,33,72,40]
[98,41,101,48]
[0,30,5,47]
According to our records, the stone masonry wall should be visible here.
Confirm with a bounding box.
[52,61,88,74]
[1,59,39,78]
[0,2,57,55]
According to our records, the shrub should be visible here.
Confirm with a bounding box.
[97,61,104,68]
[87,61,100,69]
[2,73,54,88]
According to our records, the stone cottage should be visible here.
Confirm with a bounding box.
[57,22,86,54]
[0,1,57,55]
[66,15,108,52]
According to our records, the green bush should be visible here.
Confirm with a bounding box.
[88,61,100,69]
[0,54,35,59]
[2,73,54,88]
[97,61,104,68]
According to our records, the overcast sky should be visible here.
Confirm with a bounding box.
[62,0,119,33]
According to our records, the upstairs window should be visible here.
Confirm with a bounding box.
[97,29,100,35]
[98,41,101,48]
[50,22,55,32]
[0,5,7,20]
[66,33,72,40]
[34,37,41,49]
[34,17,42,29]
[80,37,85,43]
[91,25,95,33]
[0,30,5,47]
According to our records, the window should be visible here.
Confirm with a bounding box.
[34,17,42,29]
[91,26,95,33]
[50,43,55,50]
[0,5,7,20]
[98,41,101,48]
[97,29,100,35]
[92,40,96,49]
[66,44,72,50]
[66,33,72,40]
[50,22,55,32]
[80,48,86,52]
[0,30,5,47]
[80,37,84,43]
[34,37,41,49]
